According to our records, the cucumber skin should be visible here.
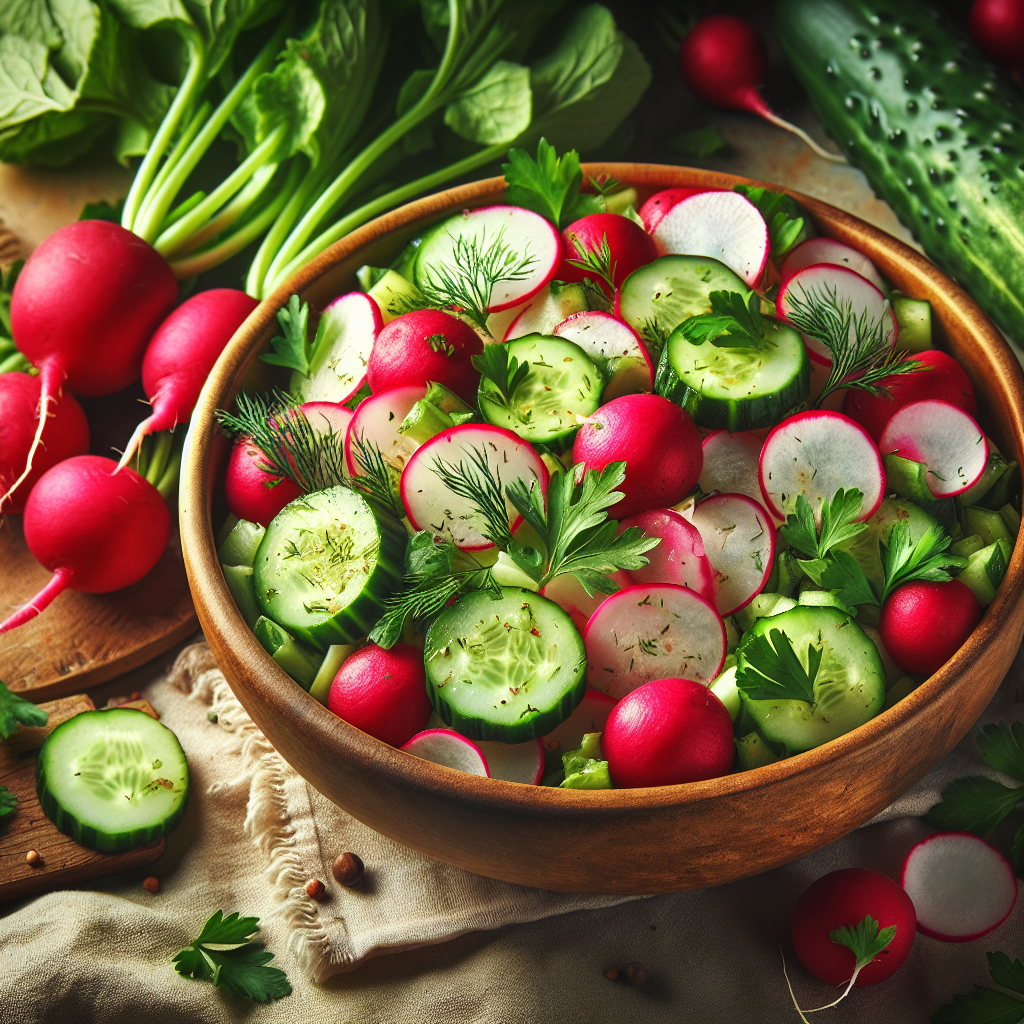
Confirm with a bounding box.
[776,0,1024,344]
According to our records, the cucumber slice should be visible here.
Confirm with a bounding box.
[253,616,322,689]
[962,506,1011,548]
[221,563,262,628]
[253,487,407,650]
[36,708,189,853]
[735,730,779,771]
[423,587,587,743]
[217,519,265,567]
[367,269,426,324]
[838,497,938,591]
[478,336,602,446]
[890,293,932,352]
[958,450,1012,507]
[958,538,1010,607]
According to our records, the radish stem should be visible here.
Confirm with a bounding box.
[0,566,74,634]
[782,951,862,1021]
[758,110,846,163]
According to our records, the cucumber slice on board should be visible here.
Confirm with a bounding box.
[423,587,587,743]
[253,487,407,650]
[36,708,189,853]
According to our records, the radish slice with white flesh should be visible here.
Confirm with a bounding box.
[879,400,988,498]
[295,291,382,404]
[541,688,618,758]
[476,739,544,785]
[401,424,548,550]
[651,191,769,287]
[901,832,1018,942]
[540,569,632,633]
[689,494,777,617]
[777,263,897,367]
[419,206,560,313]
[759,410,885,522]
[699,430,763,502]
[617,508,715,600]
[780,237,886,293]
[300,401,353,439]
[401,729,490,777]
[585,583,726,698]
[345,384,426,478]
[552,311,654,399]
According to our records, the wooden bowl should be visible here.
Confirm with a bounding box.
[180,165,1024,894]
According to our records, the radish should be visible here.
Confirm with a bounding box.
[0,372,89,515]
[540,569,632,633]
[572,394,702,519]
[224,437,303,528]
[780,237,886,293]
[678,15,845,162]
[878,400,988,498]
[4,221,178,510]
[585,583,726,697]
[637,187,711,236]
[401,729,490,777]
[559,213,658,294]
[843,350,977,444]
[300,401,354,439]
[968,0,1024,76]
[902,832,1018,942]
[698,430,763,502]
[502,284,587,341]
[551,311,653,400]
[617,508,715,601]
[344,384,427,480]
[879,580,982,676]
[0,455,170,634]
[758,411,885,522]
[689,493,776,616]
[476,738,544,784]
[650,191,769,288]
[541,688,618,759]
[367,308,483,403]
[401,424,548,549]
[117,288,259,469]
[327,642,432,747]
[602,677,734,787]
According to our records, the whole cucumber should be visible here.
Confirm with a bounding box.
[775,0,1024,345]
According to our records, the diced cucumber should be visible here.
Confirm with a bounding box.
[883,674,923,711]
[423,587,587,743]
[215,514,239,548]
[309,643,358,704]
[957,538,1011,607]
[253,616,322,689]
[559,733,612,789]
[604,188,639,216]
[771,549,804,598]
[399,382,476,445]
[838,497,938,591]
[962,506,1011,548]
[890,292,932,352]
[882,453,934,505]
[735,730,779,771]
[999,504,1021,536]
[390,221,444,281]
[366,269,425,324]
[732,592,798,632]
[951,534,986,559]
[710,664,741,721]
[356,265,388,291]
[978,461,1021,512]
[217,519,266,568]
[958,450,1012,507]
[222,564,262,628]
[798,589,856,615]
[36,708,189,853]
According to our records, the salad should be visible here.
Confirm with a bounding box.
[214,142,1019,791]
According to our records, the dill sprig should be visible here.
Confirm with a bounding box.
[565,230,616,295]
[347,432,404,519]
[429,446,514,549]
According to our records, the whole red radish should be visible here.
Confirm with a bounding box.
[367,309,483,403]
[0,455,170,634]
[880,580,981,676]
[679,16,843,162]
[638,188,709,235]
[573,394,702,518]
[603,677,733,787]
[968,0,1024,76]
[118,289,258,469]
[792,868,916,988]
[327,642,432,747]
[224,437,303,528]
[0,372,89,514]
[843,351,977,443]
[560,213,658,293]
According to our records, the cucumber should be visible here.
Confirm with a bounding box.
[776,0,1024,344]
[999,504,1021,536]
[890,293,932,352]
[423,587,587,743]
[217,519,266,568]
[221,563,262,628]
[253,487,407,651]
[951,534,985,559]
[477,336,602,446]
[398,382,476,445]
[958,537,1011,606]
[253,616,322,689]
[308,643,357,705]
[710,664,742,721]
[838,497,938,591]
[959,450,1013,507]
[882,453,933,505]
[36,708,189,853]
[366,269,425,324]
[962,506,1011,548]
[732,592,798,632]
[735,730,780,771]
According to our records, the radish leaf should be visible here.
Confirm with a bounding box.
[261,295,311,375]
[733,185,809,261]
[931,952,1024,1024]
[444,60,532,145]
[924,775,1024,837]
[736,628,820,704]
[977,722,1024,783]
[0,680,48,741]
[502,139,604,229]
[0,786,16,818]
[830,914,897,970]
[988,954,1024,998]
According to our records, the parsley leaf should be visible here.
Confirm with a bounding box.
[502,138,604,229]
[780,489,867,559]
[736,628,821,704]
[733,184,808,261]
[0,786,16,818]
[0,681,48,741]
[472,345,530,409]
[676,290,767,349]
[925,776,1024,837]
[988,953,1024,997]
[172,911,290,1002]
[260,295,311,376]
[931,953,1024,1024]
[880,522,966,602]
[977,722,1024,783]
[831,915,897,972]
[817,551,878,610]
[1012,823,1023,878]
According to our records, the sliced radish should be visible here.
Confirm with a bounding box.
[585,583,726,698]
[552,311,654,398]
[759,410,885,522]
[401,729,490,777]
[476,739,544,785]
[699,430,763,502]
[901,832,1018,942]
[638,187,714,235]
[879,400,988,498]
[297,291,382,404]
[541,688,618,758]
[780,237,886,292]
[689,493,777,616]
[401,424,548,550]
[344,384,426,478]
[504,285,584,340]
[651,191,769,287]
[540,569,632,633]
[777,263,897,366]
[300,401,353,439]
[617,508,715,601]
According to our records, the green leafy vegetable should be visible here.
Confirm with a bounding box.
[831,915,898,974]
[0,680,48,741]
[780,489,868,559]
[733,184,809,261]
[879,521,965,602]
[503,139,603,228]
[78,198,125,223]
[172,910,291,1002]
[346,433,405,520]
[471,345,530,408]
[667,124,727,158]
[260,294,311,375]
[676,290,767,349]
[977,722,1024,783]
[736,628,821,704]
[815,551,876,612]
[0,786,16,818]
[565,230,616,295]
[931,952,1024,1024]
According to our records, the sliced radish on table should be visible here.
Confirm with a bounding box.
[401,729,490,777]
[879,400,988,498]
[585,583,726,698]
[552,311,653,399]
[345,384,427,480]
[540,569,632,633]
[638,187,712,235]
[476,739,544,784]
[650,190,769,287]
[541,688,618,758]
[902,832,1018,942]
[689,493,776,616]
[780,237,886,292]
[698,430,763,502]
[617,508,715,601]
[759,411,885,522]
[401,424,548,550]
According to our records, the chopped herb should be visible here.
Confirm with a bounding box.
[736,628,821,704]
[0,786,16,818]
[0,680,48,741]
[260,295,311,377]
[472,345,531,410]
[502,139,604,229]
[676,290,767,349]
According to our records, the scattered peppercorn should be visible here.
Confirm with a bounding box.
[332,851,364,887]
[142,876,159,893]
[605,968,619,981]
[305,878,325,900]
[25,849,41,867]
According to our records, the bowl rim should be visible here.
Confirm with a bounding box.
[181,162,1024,819]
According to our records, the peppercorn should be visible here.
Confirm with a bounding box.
[142,876,159,893]
[25,849,41,867]
[332,851,364,887]
[305,878,325,900]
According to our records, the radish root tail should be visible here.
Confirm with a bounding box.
[759,111,847,163]
[0,566,74,634]
[782,949,861,1020]
[116,417,153,473]
[0,361,63,513]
